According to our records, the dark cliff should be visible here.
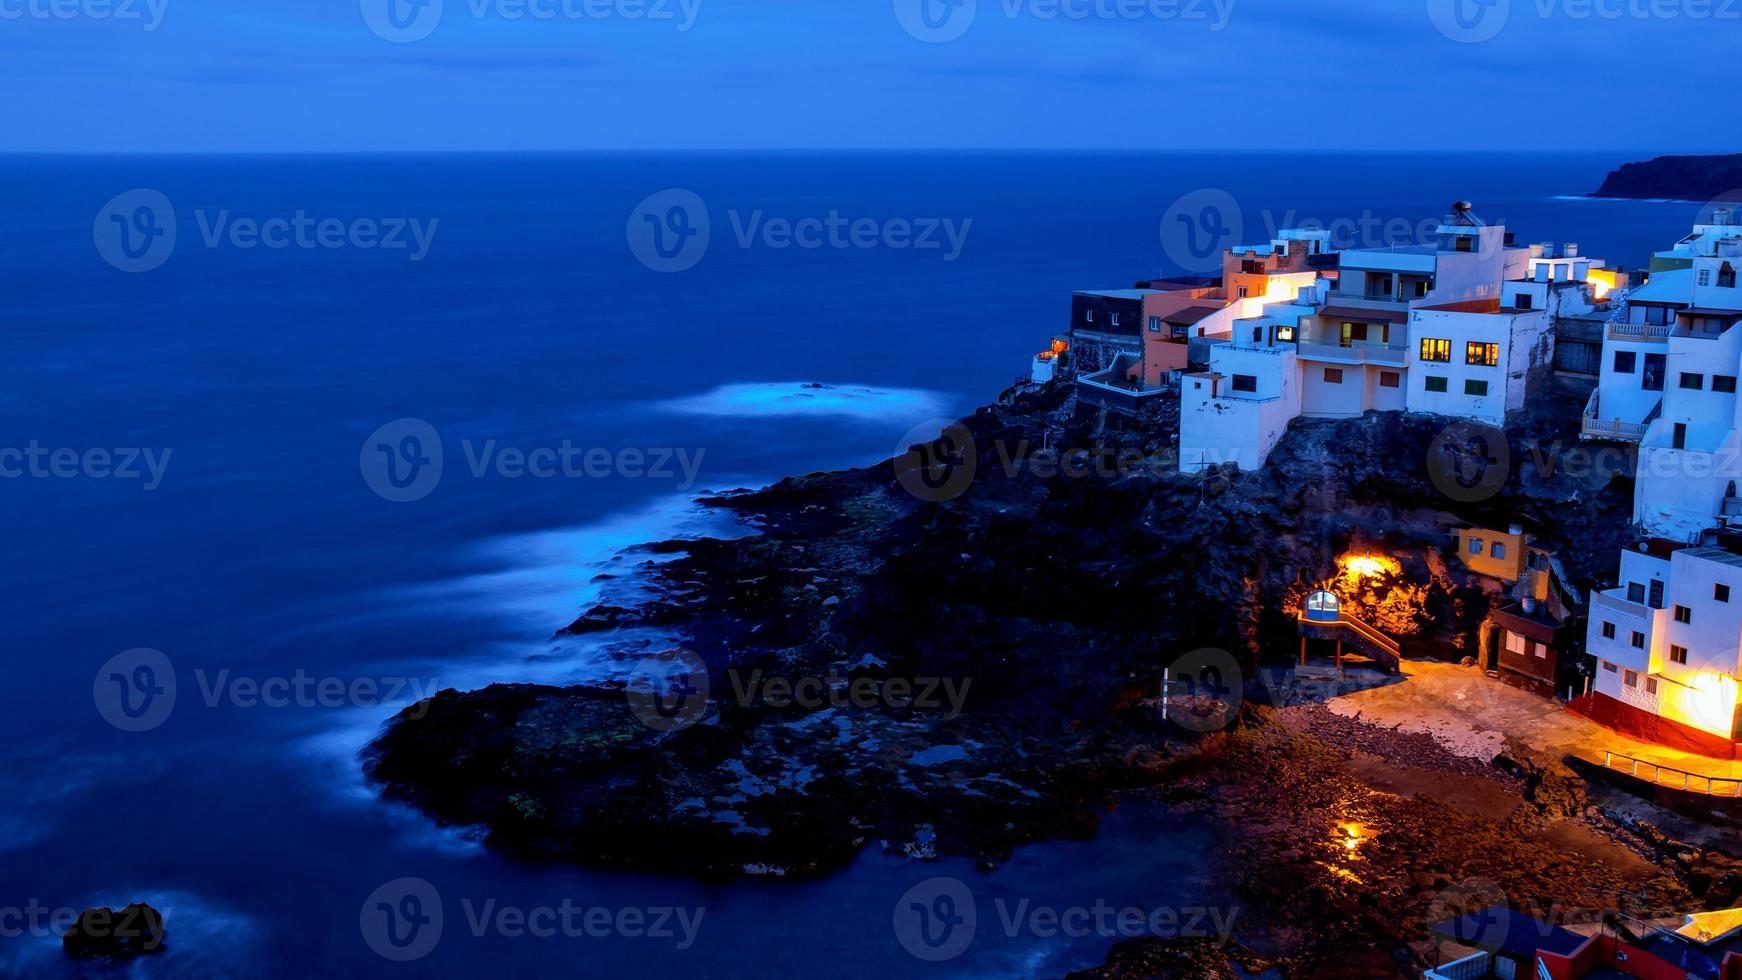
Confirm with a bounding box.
[1591,153,1742,201]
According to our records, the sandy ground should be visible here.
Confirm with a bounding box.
[1306,658,1742,782]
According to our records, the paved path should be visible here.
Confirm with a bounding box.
[1313,658,1742,786]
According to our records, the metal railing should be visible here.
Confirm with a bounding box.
[1425,951,1497,980]
[1601,751,1742,797]
[1338,612,1402,659]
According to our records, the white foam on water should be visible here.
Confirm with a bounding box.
[0,889,258,979]
[659,381,951,421]
[294,489,761,852]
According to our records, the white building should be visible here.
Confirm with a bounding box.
[1579,212,1742,539]
[1181,206,1568,472]
[1584,540,1742,753]
[1405,301,1551,425]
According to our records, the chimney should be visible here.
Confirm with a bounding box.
[1508,524,1524,536]
[1564,243,1580,258]
[1522,596,1537,614]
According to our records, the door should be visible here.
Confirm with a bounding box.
[1674,422,1687,450]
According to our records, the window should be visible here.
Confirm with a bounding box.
[1515,293,1533,310]
[1419,338,1451,362]
[1646,678,1659,695]
[1681,372,1704,390]
[1674,604,1691,624]
[1084,310,1095,323]
[1276,326,1295,342]
[1674,423,1687,450]
[1414,280,1430,298]
[1231,374,1257,393]
[1505,632,1526,655]
[1700,268,1713,287]
[1646,305,1670,327]
[1148,316,1162,333]
[1535,643,1548,659]
[1601,621,1616,639]
[1469,537,1484,555]
[1627,582,1645,603]
[1490,542,1506,559]
[1602,661,1618,673]
[1670,645,1689,665]
[1649,579,1664,609]
[1630,631,1645,649]
[1252,327,1263,343]
[1717,376,1738,394]
[1625,670,1639,688]
[1380,371,1400,389]
[1425,376,1449,393]
[1110,312,1121,328]
[1324,368,1344,384]
[1237,286,1249,299]
[1643,353,1666,391]
[1723,262,1737,289]
[1717,583,1731,602]
[1465,379,1489,396]
[1614,351,1637,374]
[1455,236,1473,252]
[1466,342,1500,366]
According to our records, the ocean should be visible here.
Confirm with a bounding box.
[0,151,1704,977]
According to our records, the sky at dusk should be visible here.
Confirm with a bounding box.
[2,0,1735,152]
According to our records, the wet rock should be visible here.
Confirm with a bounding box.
[61,903,166,959]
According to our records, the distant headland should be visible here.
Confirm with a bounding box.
[1590,152,1742,202]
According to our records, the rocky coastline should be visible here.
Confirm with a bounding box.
[365,379,1737,977]
[1590,153,1742,202]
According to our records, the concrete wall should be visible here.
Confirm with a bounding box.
[1405,308,1543,424]
[1595,337,1668,425]
[1179,347,1301,473]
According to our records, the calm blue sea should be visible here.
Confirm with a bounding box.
[0,152,1702,977]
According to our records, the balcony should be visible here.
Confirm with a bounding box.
[1589,589,1657,673]
[1297,341,1407,366]
[1606,321,1671,343]
[1580,390,1655,443]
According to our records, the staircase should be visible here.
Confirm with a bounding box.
[1297,609,1401,674]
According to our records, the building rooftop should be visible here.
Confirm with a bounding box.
[1678,547,1742,569]
[1629,268,1694,305]
[1425,907,1587,960]
[1075,289,1161,300]
[1318,304,1408,323]
[1417,299,1536,315]
[1161,304,1227,325]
